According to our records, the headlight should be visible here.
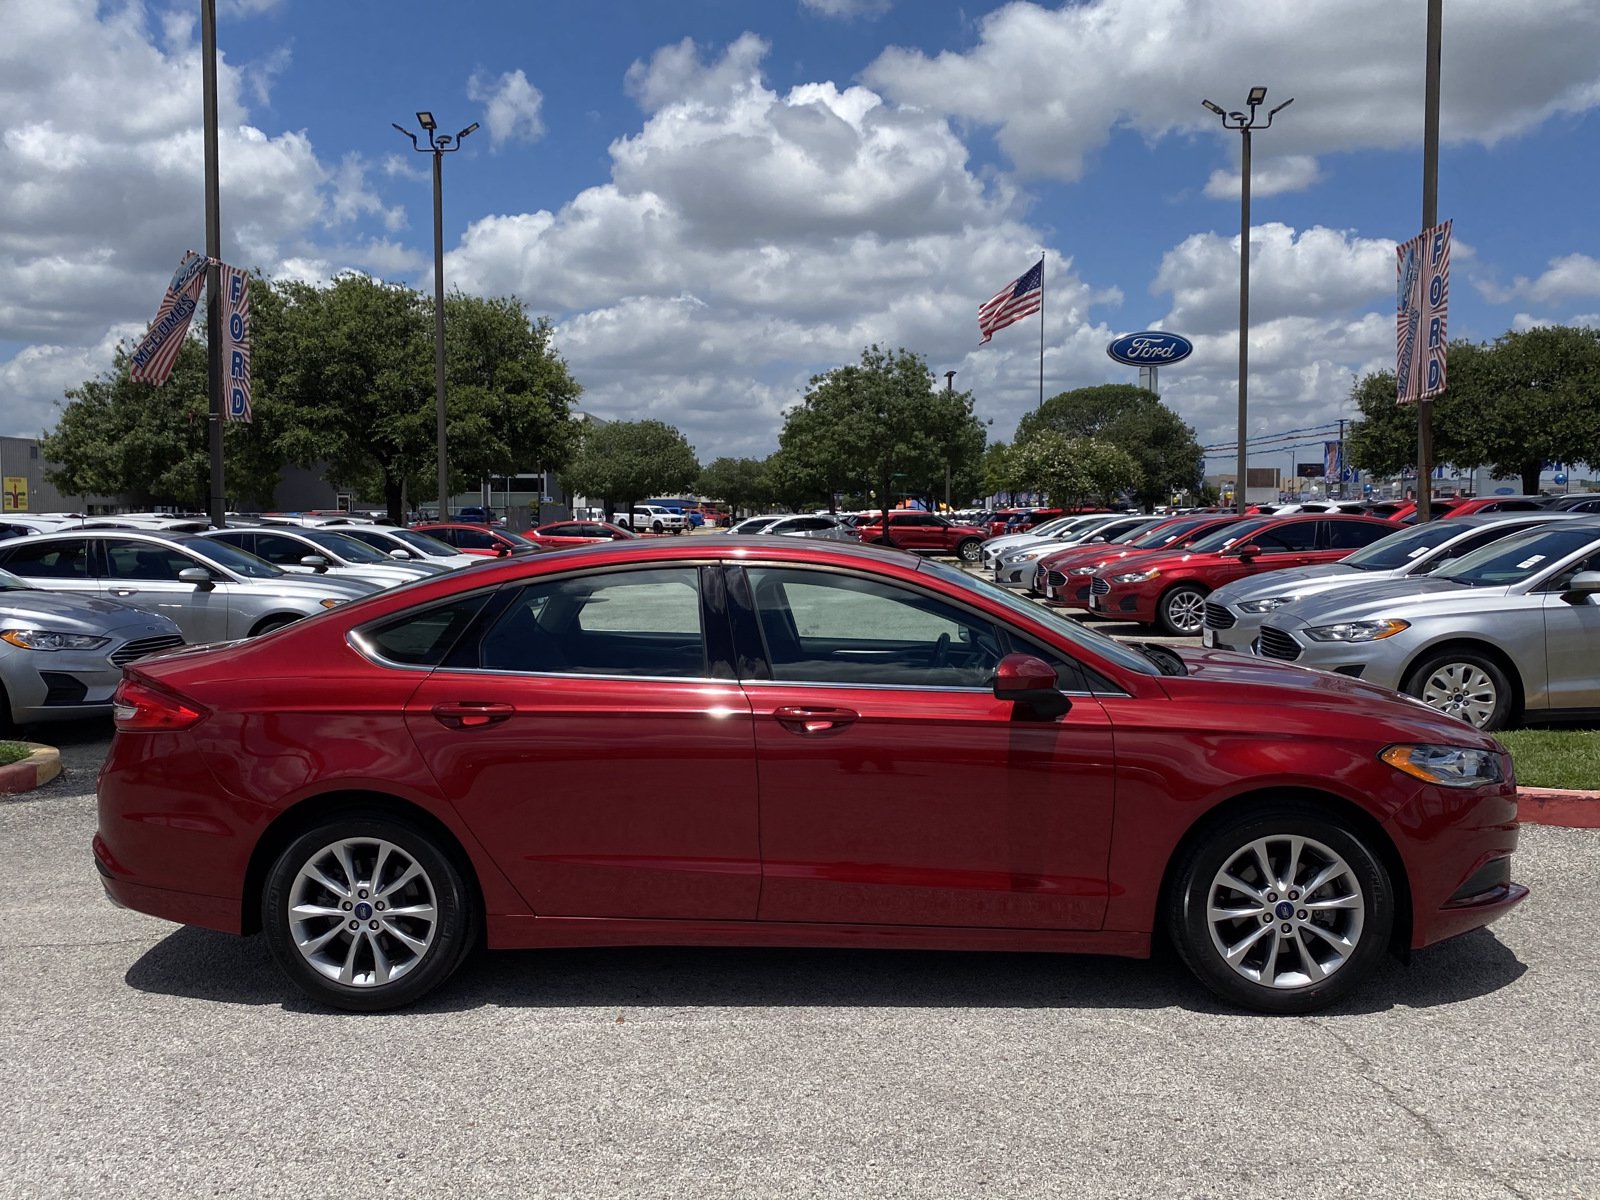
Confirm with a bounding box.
[1237,596,1291,614]
[1070,565,1099,575]
[1302,619,1410,642]
[1381,743,1503,788]
[1111,568,1161,584]
[0,629,112,652]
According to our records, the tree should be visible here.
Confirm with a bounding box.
[777,345,988,535]
[980,441,1017,504]
[561,418,700,515]
[44,312,288,510]
[697,456,770,514]
[1010,431,1142,508]
[1346,327,1600,495]
[1015,384,1203,511]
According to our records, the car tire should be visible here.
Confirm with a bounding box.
[956,538,982,563]
[1402,649,1514,731]
[249,616,299,638]
[1156,584,1208,636]
[1166,804,1394,1014]
[652,520,664,534]
[0,679,13,735]
[261,813,477,1012]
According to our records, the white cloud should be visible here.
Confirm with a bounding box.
[467,69,546,148]
[1203,154,1322,199]
[864,0,1600,182]
[0,326,143,438]
[800,0,893,19]
[1479,254,1600,306]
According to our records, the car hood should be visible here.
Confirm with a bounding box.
[1209,563,1367,605]
[1264,576,1489,628]
[258,573,380,598]
[1166,648,1503,749]
[1040,544,1158,570]
[0,589,182,635]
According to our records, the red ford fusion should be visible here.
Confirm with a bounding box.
[1086,514,1399,635]
[95,537,1524,1013]
[526,520,637,549]
[1034,514,1247,605]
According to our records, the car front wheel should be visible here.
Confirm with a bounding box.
[1156,584,1207,636]
[1403,650,1513,730]
[956,538,982,563]
[261,814,476,1011]
[1167,806,1393,1013]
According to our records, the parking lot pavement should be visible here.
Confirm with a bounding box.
[3,727,1598,1198]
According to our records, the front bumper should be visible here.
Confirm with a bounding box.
[1253,623,1412,690]
[1084,578,1155,622]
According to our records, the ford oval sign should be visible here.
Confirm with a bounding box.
[1107,331,1194,366]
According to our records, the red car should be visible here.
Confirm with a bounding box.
[1437,495,1546,519]
[97,537,1524,1014]
[1035,514,1247,606]
[1086,514,1399,635]
[411,523,542,557]
[853,511,991,562]
[526,520,637,549]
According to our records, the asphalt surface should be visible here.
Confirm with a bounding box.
[2,723,1598,1199]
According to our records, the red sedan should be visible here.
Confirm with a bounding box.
[526,520,637,549]
[1086,514,1399,635]
[411,523,542,557]
[1033,514,1247,605]
[96,537,1524,1013]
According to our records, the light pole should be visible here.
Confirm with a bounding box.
[393,112,479,521]
[1202,87,1293,514]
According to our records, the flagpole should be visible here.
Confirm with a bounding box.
[202,0,225,529]
[1037,253,1045,410]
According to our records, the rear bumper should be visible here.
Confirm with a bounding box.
[93,833,241,934]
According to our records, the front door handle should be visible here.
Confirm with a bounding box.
[432,701,516,728]
[111,587,139,597]
[774,705,859,735]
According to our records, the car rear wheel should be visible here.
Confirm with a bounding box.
[956,538,982,563]
[1167,806,1393,1013]
[249,616,299,637]
[262,814,476,1012]
[1156,584,1207,636]
[652,520,664,534]
[1403,650,1513,730]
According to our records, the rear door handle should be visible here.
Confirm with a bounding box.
[432,701,516,728]
[774,705,859,735]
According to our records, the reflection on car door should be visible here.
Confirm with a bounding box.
[1540,550,1600,712]
[402,566,761,920]
[97,539,232,644]
[730,564,1116,930]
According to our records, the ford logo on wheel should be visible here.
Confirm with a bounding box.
[1107,331,1194,366]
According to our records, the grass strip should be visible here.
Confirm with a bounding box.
[1497,729,1600,791]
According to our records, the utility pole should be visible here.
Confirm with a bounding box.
[1416,0,1442,522]
[201,0,225,528]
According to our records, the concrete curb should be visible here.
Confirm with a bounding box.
[0,742,62,796]
[1517,787,1600,830]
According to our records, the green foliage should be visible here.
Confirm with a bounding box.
[696,457,771,513]
[1010,431,1141,507]
[561,419,700,512]
[1347,326,1600,494]
[776,345,988,512]
[980,442,1017,501]
[0,742,32,768]
[1015,384,1202,511]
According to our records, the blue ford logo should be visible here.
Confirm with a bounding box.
[1106,331,1194,366]
[354,902,373,920]
[1274,901,1294,920]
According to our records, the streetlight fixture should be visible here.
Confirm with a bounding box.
[393,113,480,521]
[1201,86,1293,513]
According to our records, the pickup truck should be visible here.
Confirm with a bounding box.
[612,504,690,534]
[852,511,989,562]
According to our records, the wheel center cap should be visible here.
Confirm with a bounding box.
[354,901,373,920]
[1274,901,1295,920]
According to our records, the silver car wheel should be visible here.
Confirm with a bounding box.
[1205,834,1365,991]
[1418,660,1499,728]
[287,837,439,988]
[1162,587,1207,635]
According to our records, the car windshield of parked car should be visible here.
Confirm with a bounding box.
[1184,517,1277,553]
[387,529,460,557]
[185,539,287,579]
[920,559,1160,677]
[1123,517,1212,550]
[0,567,34,590]
[496,530,538,548]
[300,530,393,563]
[1340,521,1472,571]
[734,517,780,534]
[1430,525,1600,588]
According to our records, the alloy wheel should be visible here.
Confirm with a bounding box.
[1163,588,1206,635]
[286,837,439,988]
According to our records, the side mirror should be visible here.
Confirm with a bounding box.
[177,567,214,588]
[992,652,1072,719]
[1231,543,1262,559]
[389,549,411,560]
[495,545,510,557]
[1560,570,1600,604]
[299,554,330,571]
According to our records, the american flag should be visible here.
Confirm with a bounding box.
[129,251,208,386]
[978,260,1043,344]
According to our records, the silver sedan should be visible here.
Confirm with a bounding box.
[1255,518,1600,729]
[1202,512,1584,652]
[200,527,449,589]
[0,569,184,728]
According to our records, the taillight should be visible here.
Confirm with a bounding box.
[112,676,208,732]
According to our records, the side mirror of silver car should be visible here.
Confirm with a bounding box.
[177,567,214,588]
[1559,570,1600,604]
[389,549,411,560]
[299,554,331,571]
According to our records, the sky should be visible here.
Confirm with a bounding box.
[2,0,1598,485]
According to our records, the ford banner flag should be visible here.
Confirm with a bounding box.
[223,264,252,423]
[1396,220,1451,404]
[129,251,208,386]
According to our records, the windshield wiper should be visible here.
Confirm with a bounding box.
[1132,642,1187,676]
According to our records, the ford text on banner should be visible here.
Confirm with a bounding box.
[223,264,252,423]
[1324,440,1343,482]
[129,251,208,386]
[1395,219,1451,404]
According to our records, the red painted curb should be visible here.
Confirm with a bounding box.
[1517,788,1600,830]
[0,743,61,796]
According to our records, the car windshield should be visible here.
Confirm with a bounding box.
[0,567,34,590]
[1431,525,1600,587]
[301,530,393,563]
[383,530,456,557]
[186,539,286,579]
[735,517,780,534]
[1184,517,1276,553]
[1342,521,1474,571]
[921,559,1160,677]
[1126,517,1215,549]
[497,529,537,548]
